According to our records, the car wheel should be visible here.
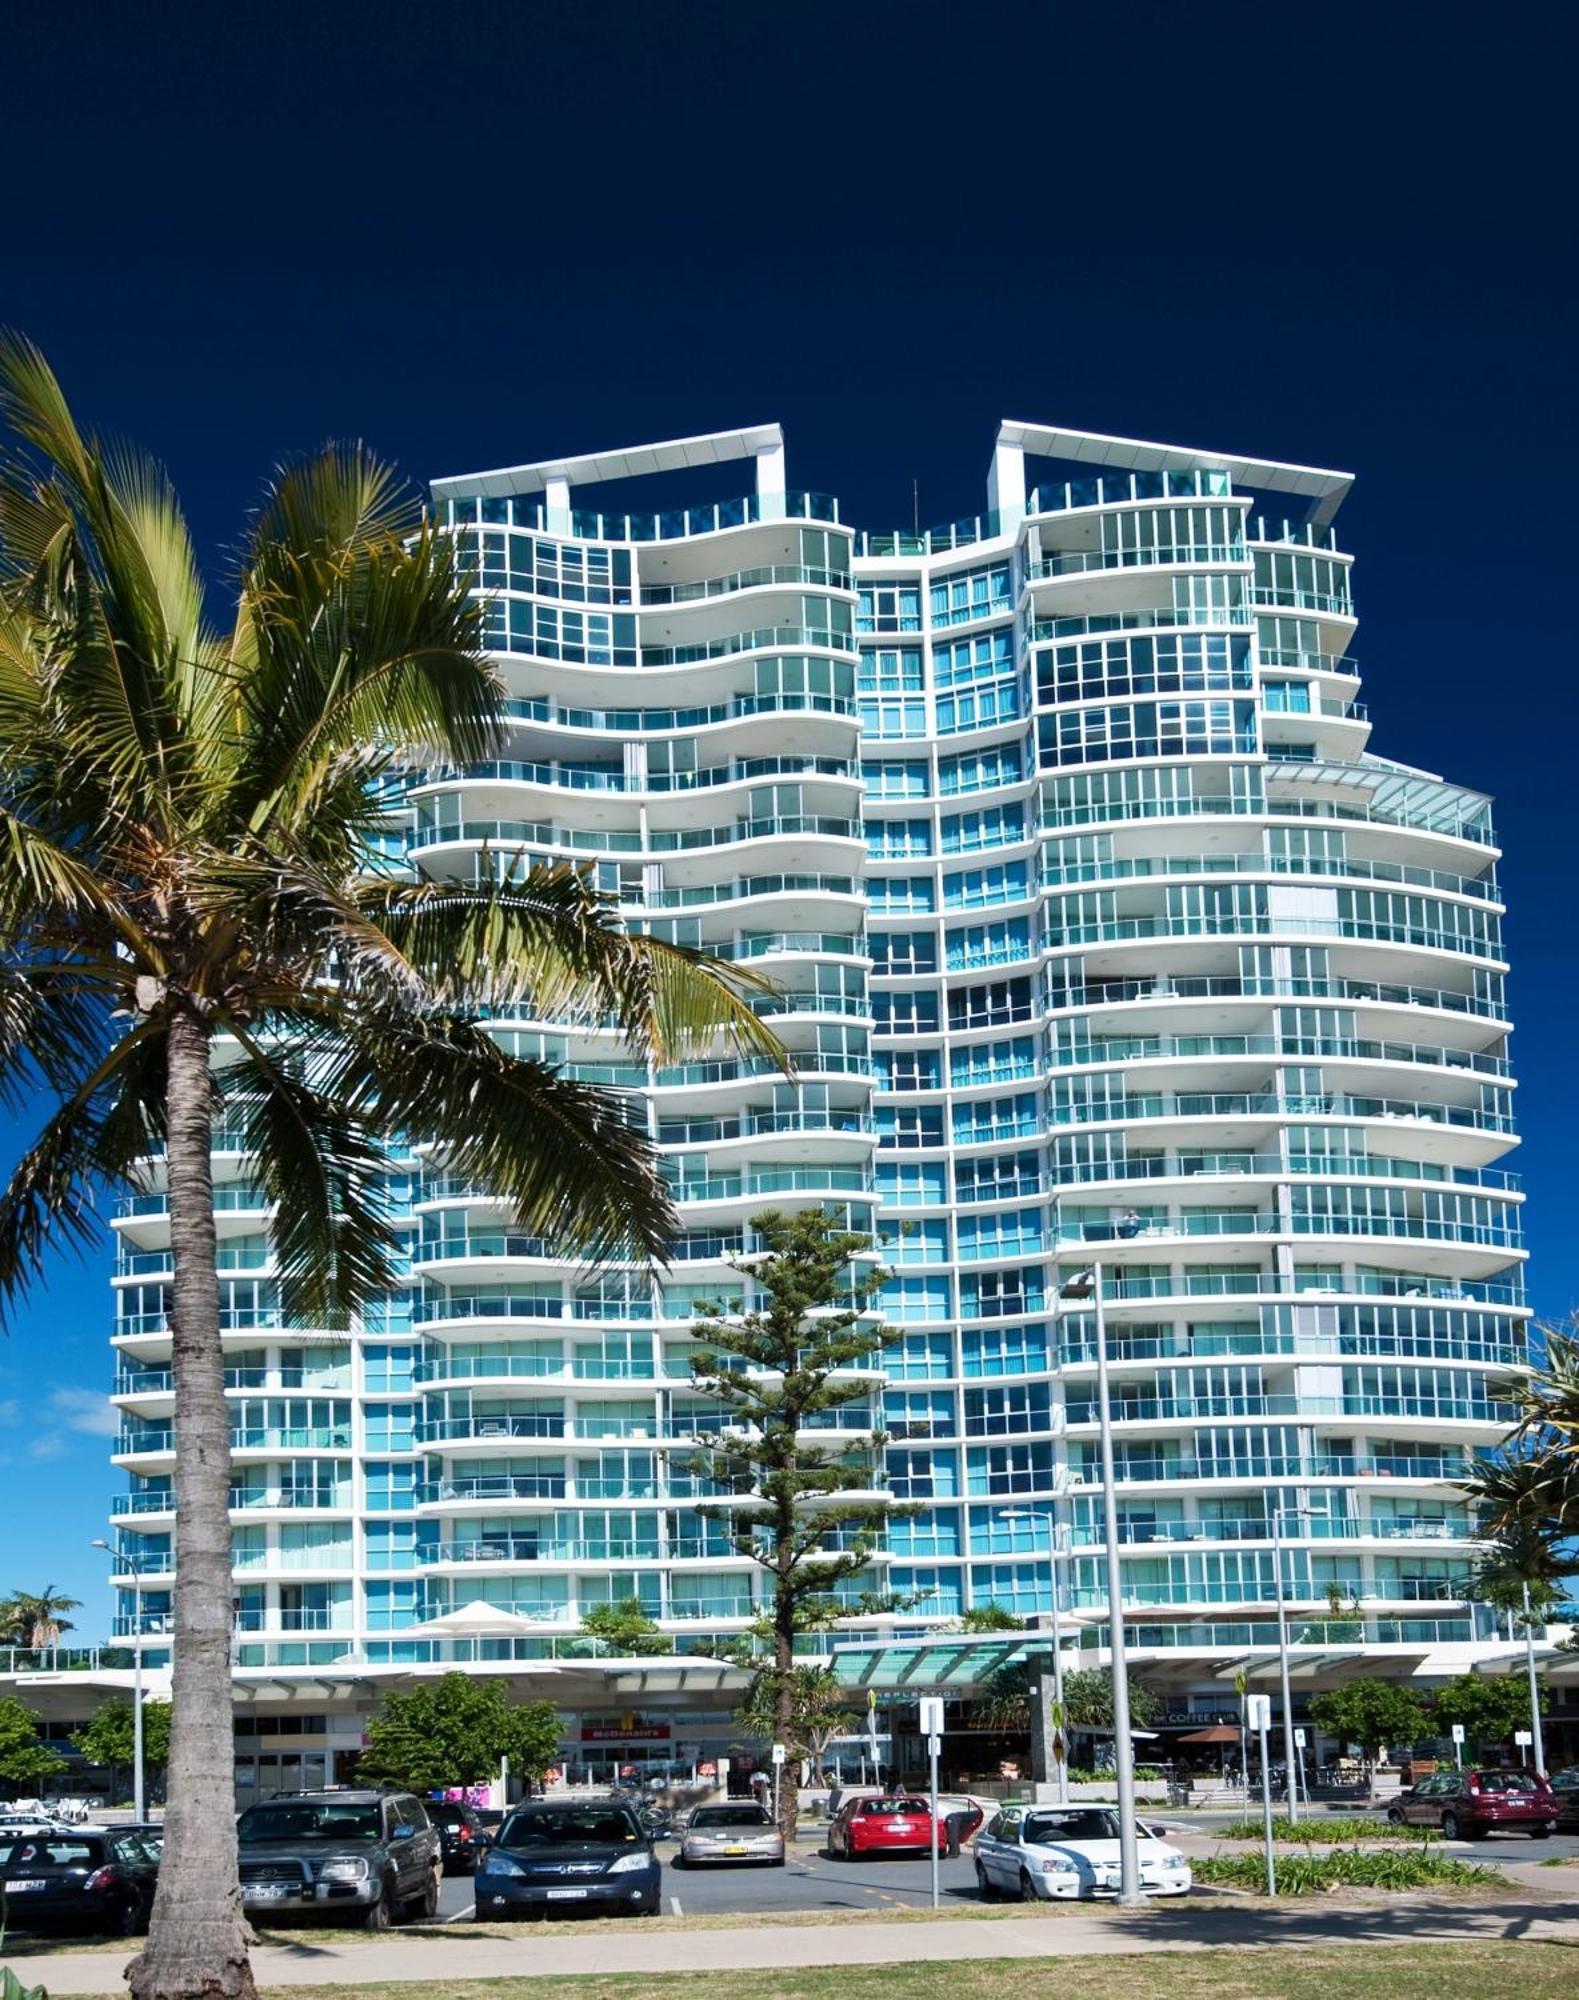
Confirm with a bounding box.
[1440,1811,1461,1841]
[410,1864,441,1920]
[1019,1869,1040,1903]
[1531,1827,1554,1840]
[361,1881,395,1930]
[1386,1806,1404,1825]
[114,1897,142,1938]
[975,1860,997,1902]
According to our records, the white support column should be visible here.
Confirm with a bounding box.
[543,474,572,534]
[753,441,788,519]
[986,438,1026,534]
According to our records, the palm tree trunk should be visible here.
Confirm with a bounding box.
[128,1008,256,2000]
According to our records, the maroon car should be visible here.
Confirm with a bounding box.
[827,1796,945,1859]
[1387,1767,1557,1840]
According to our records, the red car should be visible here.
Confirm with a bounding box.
[1387,1767,1557,1840]
[827,1796,945,1860]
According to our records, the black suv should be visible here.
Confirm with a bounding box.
[236,1789,442,1928]
[427,1800,488,1874]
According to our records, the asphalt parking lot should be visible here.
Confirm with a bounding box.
[432,1817,1579,1921]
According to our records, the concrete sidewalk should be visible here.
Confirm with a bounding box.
[11,1895,1579,1994]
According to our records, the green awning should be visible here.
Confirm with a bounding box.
[828,1635,1038,1693]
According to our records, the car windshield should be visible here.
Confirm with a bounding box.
[499,1808,641,1847]
[429,1805,468,1827]
[690,1807,773,1829]
[1024,1810,1122,1843]
[238,1803,382,1844]
[0,1838,105,1869]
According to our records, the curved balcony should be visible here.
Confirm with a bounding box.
[1044,909,1504,967]
[639,622,857,668]
[1048,969,1508,1027]
[1050,1032,1508,1080]
[1038,850,1498,904]
[639,562,851,606]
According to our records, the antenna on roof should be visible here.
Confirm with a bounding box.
[912,479,920,538]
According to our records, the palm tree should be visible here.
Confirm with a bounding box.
[0,1585,82,1650]
[0,337,782,2000]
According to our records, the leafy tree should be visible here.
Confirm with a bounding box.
[681,1207,904,1839]
[1429,1670,1546,1753]
[74,1697,173,1798]
[578,1597,673,1657]
[0,1586,82,1650]
[956,1603,1024,1633]
[971,1660,1155,1735]
[0,1695,65,1789]
[1309,1678,1427,1761]
[0,339,778,2000]
[1062,1667,1158,1732]
[359,1674,563,1792]
[735,1663,855,1783]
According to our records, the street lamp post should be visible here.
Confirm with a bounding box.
[1060,1259,1142,1907]
[1270,1507,1305,1823]
[92,1540,144,1821]
[998,1506,1069,1803]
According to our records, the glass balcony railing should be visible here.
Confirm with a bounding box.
[1026,543,1247,583]
[639,562,851,605]
[1038,786,1494,845]
[1056,1209,1522,1252]
[1052,970,1507,1022]
[1026,468,1234,515]
[462,488,842,544]
[1038,850,1498,903]
[1046,911,1503,962]
[1081,1617,1474,1650]
[1067,1392,1518,1427]
[1053,1033,1509,1078]
[640,624,856,667]
[1071,1515,1474,1548]
[446,753,857,796]
[502,689,857,735]
[1049,1089,1514,1135]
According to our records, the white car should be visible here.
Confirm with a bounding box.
[973,1803,1192,1900]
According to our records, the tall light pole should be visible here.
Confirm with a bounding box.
[93,1539,144,1821]
[998,1506,1069,1803]
[1269,1506,1305,1823]
[1060,1261,1142,1906]
[1522,1584,1547,1775]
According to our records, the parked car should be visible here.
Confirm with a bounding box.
[234,1788,442,1927]
[1549,1767,1579,1830]
[677,1803,785,1868]
[472,1798,661,1918]
[0,1829,159,1935]
[973,1804,1192,1901]
[826,1795,944,1860]
[1386,1768,1557,1840]
[426,1800,488,1874]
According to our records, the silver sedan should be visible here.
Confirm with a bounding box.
[677,1804,786,1868]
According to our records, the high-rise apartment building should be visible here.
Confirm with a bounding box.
[104,422,1529,1777]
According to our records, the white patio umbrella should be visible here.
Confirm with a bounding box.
[409,1600,541,1638]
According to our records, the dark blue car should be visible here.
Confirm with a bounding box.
[472,1799,660,1918]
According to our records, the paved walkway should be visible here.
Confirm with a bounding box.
[12,1891,1579,1994]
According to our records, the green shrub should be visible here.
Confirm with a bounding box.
[1214,1814,1433,1843]
[1193,1847,1499,1893]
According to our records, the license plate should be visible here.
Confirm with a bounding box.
[546,1887,588,1900]
[5,1880,46,1893]
[723,1845,749,1855]
[247,1883,291,1900]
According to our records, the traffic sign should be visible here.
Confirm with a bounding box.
[771,1742,787,1765]
[1451,1724,1466,1744]
[918,1696,946,1739]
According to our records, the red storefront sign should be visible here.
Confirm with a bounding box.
[582,1723,672,1741]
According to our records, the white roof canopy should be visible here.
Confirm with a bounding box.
[432,425,784,502]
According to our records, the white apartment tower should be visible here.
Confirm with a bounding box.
[106,422,1528,1751]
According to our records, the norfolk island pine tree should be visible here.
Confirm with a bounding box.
[0,338,784,2000]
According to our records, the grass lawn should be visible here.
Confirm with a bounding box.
[60,1944,1577,2000]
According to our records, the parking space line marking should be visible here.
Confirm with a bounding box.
[669,1894,683,1916]
[447,1903,475,1922]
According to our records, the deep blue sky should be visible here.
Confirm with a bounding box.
[3,0,1574,1642]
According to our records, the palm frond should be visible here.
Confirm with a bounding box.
[218,1021,403,1329]
[0,1024,166,1314]
[316,1007,677,1266]
[357,867,787,1066]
